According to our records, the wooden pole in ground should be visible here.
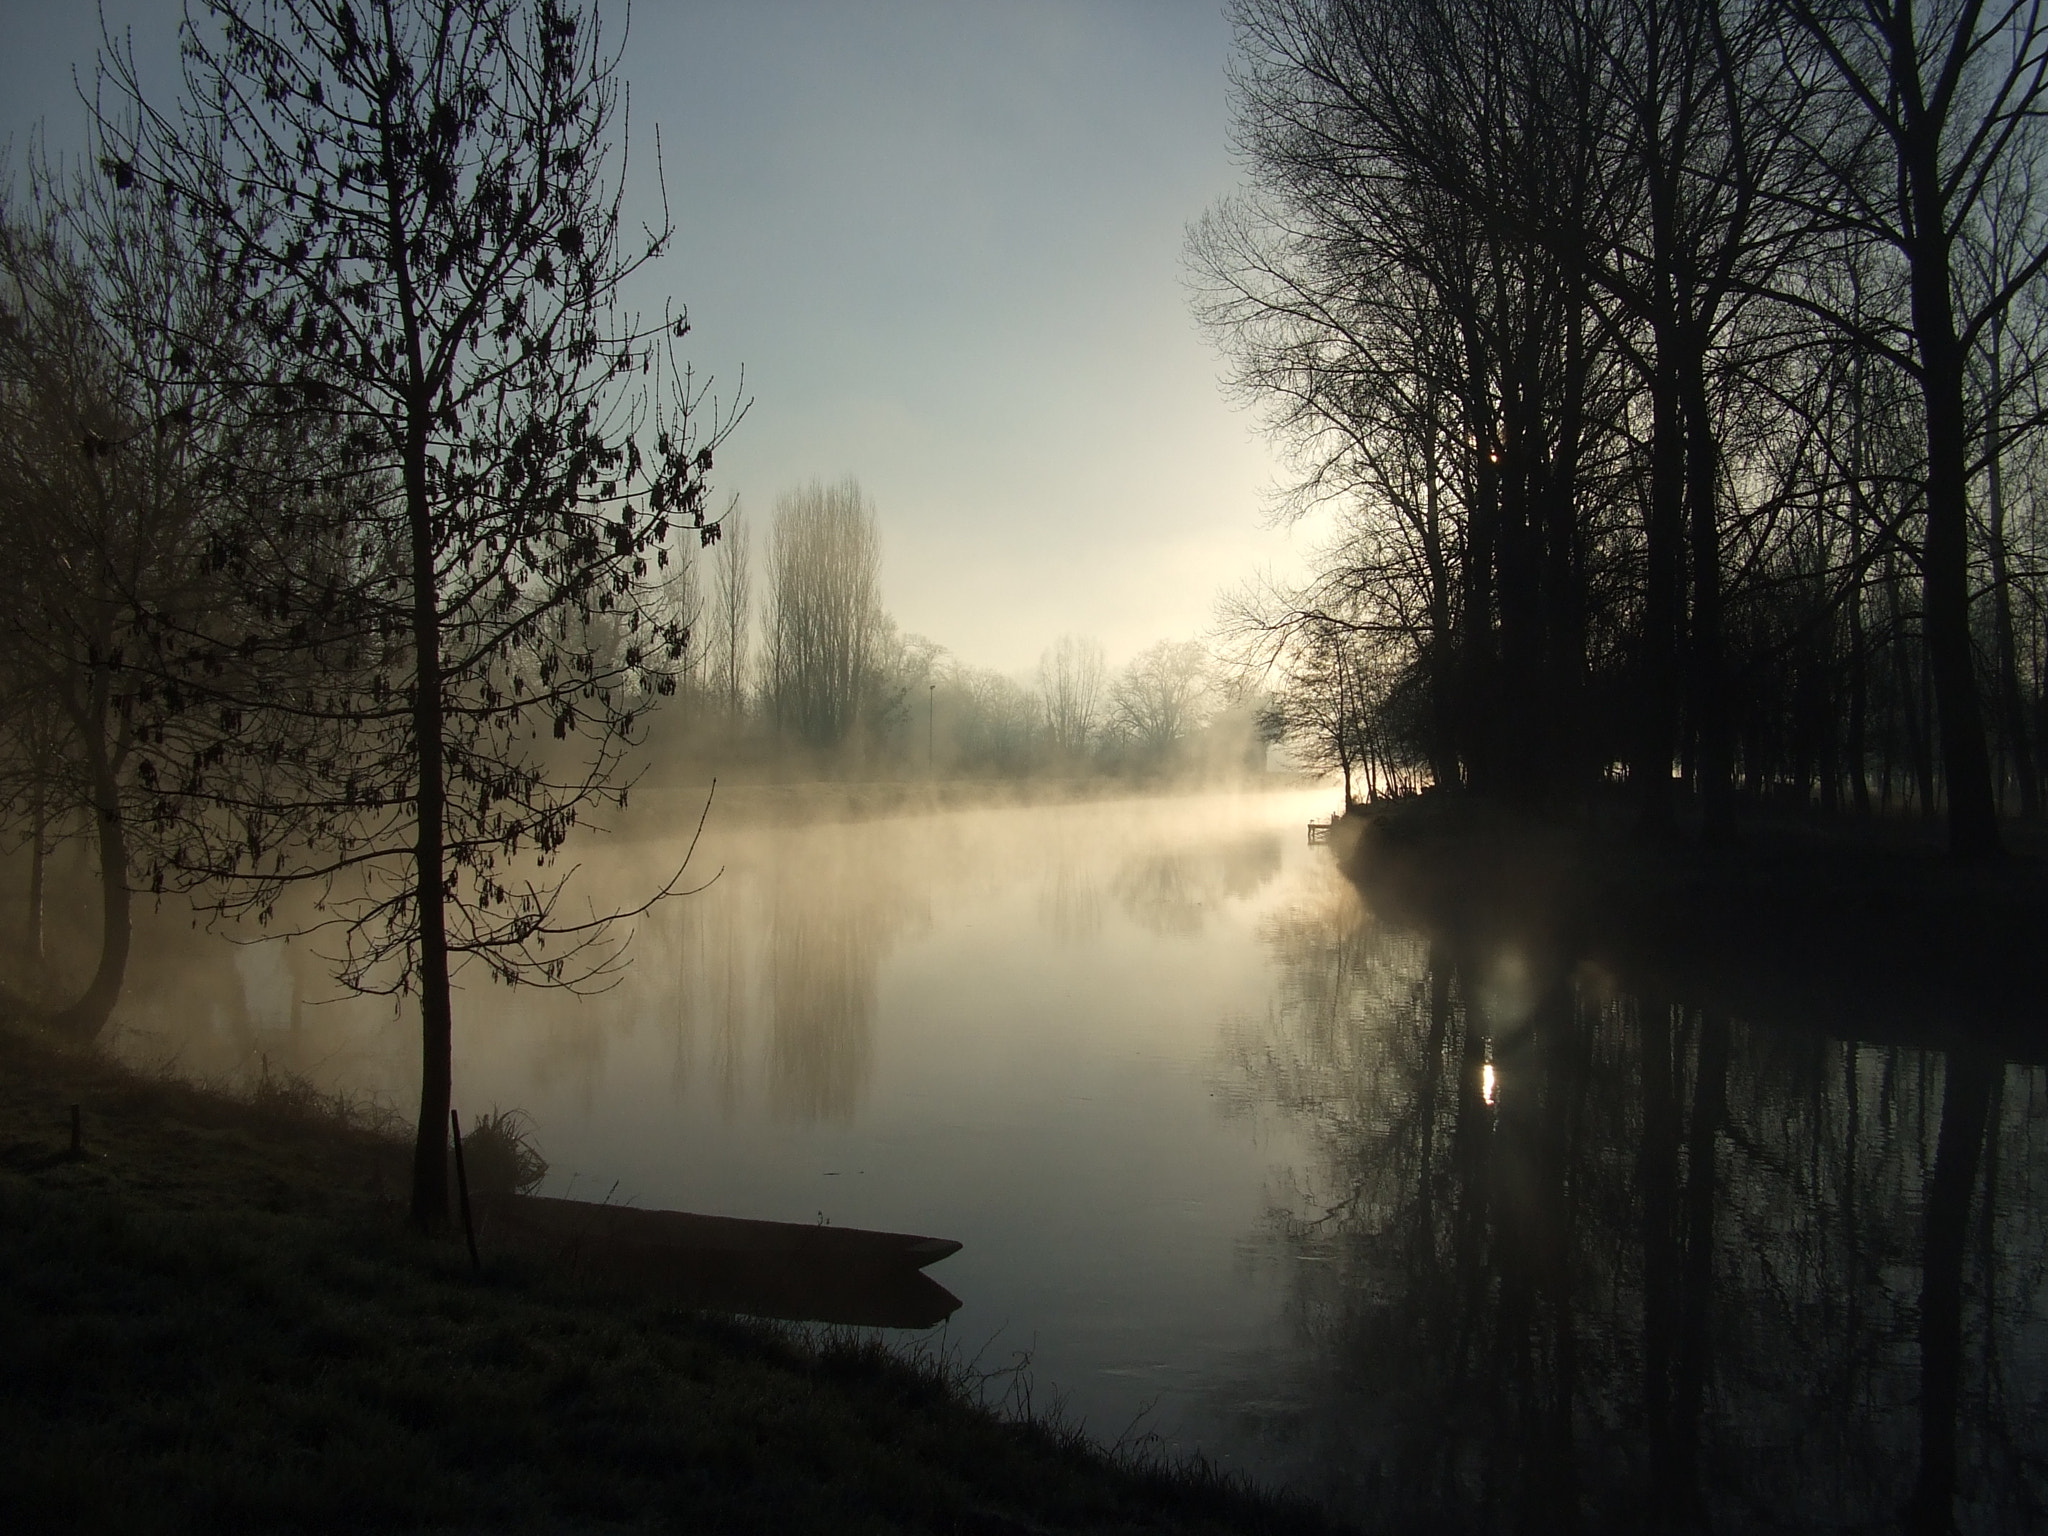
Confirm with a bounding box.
[450,1109,480,1271]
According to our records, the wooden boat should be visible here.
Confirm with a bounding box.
[475,1194,964,1329]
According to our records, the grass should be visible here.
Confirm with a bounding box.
[0,1023,1339,1535]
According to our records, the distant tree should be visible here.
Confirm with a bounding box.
[766,478,885,752]
[706,495,751,716]
[1110,640,1212,764]
[102,0,736,1229]
[949,666,1040,774]
[1273,623,1372,802]
[1037,634,1105,759]
[662,540,705,698]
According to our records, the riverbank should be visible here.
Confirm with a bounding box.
[0,1023,1336,1535]
[1336,793,2048,1059]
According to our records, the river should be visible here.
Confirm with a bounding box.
[99,784,2048,1531]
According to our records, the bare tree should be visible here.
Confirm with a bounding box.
[1276,623,1372,802]
[1974,208,2043,816]
[1202,0,1638,808]
[1037,633,1105,759]
[707,494,751,717]
[1201,0,2048,848]
[1110,640,1212,764]
[1776,0,2048,857]
[664,540,705,698]
[942,664,1040,775]
[102,0,736,1228]
[0,163,262,1038]
[766,478,884,752]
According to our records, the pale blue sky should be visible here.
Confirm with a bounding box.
[1,2,1302,674]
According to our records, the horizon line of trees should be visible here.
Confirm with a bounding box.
[643,475,1279,781]
[1199,0,2048,856]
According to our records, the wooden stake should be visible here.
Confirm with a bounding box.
[450,1108,480,1271]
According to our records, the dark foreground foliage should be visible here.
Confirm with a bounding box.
[0,1027,1338,1535]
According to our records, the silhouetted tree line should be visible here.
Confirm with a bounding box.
[1200,0,2048,856]
[646,473,1279,778]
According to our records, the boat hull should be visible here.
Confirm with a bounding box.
[477,1195,964,1329]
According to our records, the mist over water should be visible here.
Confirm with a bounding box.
[87,788,1323,1456]
[61,785,2048,1526]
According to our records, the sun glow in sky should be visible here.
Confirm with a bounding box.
[1,1,1307,676]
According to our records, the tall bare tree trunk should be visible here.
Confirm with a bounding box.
[713,500,752,717]
[1684,364,1735,845]
[52,740,131,1042]
[1986,322,2039,818]
[1849,494,1872,817]
[1640,346,1686,837]
[1459,317,1501,793]
[26,793,46,967]
[1548,291,1592,805]
[405,397,453,1235]
[1422,395,1460,788]
[1904,128,2001,856]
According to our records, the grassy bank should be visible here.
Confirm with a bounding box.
[0,1025,1335,1535]
[1336,792,2048,1060]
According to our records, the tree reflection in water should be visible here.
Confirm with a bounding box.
[1232,879,2048,1533]
[1112,832,1284,935]
[654,821,929,1126]
[761,837,919,1123]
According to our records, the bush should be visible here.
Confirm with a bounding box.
[457,1108,547,1198]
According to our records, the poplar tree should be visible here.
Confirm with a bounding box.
[766,479,884,752]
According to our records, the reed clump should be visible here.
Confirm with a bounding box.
[457,1106,548,1197]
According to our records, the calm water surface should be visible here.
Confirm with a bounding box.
[108,786,2048,1531]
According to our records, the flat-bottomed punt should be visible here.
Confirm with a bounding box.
[478,1194,964,1330]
